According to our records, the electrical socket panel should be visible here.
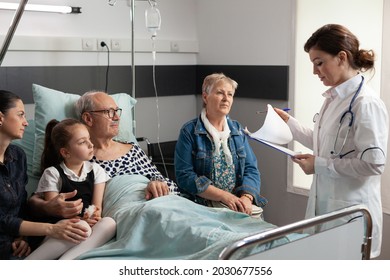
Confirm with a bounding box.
[111,39,121,51]
[82,38,96,51]
[170,41,180,52]
[98,39,110,51]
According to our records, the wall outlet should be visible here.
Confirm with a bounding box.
[82,38,96,51]
[98,39,110,51]
[170,41,179,52]
[111,39,121,51]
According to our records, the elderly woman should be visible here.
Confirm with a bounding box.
[175,73,267,216]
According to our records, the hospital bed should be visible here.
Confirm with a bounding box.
[10,84,373,260]
[220,204,372,260]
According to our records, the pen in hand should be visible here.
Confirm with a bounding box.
[256,108,291,114]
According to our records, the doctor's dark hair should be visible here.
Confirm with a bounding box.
[304,24,375,72]
[41,118,84,173]
[0,90,22,115]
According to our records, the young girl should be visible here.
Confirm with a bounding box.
[26,119,116,260]
[0,91,89,260]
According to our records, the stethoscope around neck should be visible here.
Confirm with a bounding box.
[330,76,364,157]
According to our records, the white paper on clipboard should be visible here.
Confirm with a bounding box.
[246,104,298,156]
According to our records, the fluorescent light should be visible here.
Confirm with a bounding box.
[0,2,81,14]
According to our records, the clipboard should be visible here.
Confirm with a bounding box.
[245,104,299,157]
[247,135,299,157]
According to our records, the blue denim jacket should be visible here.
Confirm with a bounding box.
[175,115,268,207]
[0,145,28,259]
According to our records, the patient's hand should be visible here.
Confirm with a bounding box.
[145,180,169,200]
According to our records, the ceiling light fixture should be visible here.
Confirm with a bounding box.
[0,2,81,14]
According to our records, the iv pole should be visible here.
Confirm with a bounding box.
[109,0,136,136]
[0,0,28,66]
[130,0,136,137]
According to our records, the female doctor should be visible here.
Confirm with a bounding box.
[275,24,389,258]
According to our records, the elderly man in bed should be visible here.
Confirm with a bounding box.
[28,91,178,219]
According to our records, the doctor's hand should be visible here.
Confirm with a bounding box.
[145,180,169,200]
[292,154,315,175]
[274,108,290,123]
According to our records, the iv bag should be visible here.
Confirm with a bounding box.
[145,5,161,36]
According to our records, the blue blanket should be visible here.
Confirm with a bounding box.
[78,175,297,260]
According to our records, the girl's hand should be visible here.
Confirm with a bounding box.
[12,238,31,258]
[92,207,102,221]
[83,205,101,227]
[83,217,99,227]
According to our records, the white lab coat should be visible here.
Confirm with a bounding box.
[287,74,389,258]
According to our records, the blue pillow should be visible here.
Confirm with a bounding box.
[32,84,137,175]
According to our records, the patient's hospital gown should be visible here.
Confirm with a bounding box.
[91,143,180,194]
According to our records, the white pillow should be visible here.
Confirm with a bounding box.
[32,84,137,175]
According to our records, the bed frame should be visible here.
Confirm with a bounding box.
[219,204,372,260]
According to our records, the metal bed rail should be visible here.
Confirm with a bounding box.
[219,204,373,260]
[0,0,29,66]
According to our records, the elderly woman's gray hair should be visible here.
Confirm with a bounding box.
[202,73,238,95]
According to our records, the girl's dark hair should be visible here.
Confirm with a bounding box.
[41,118,83,173]
[0,90,22,114]
[304,24,375,72]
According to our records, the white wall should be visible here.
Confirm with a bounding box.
[381,0,390,214]
[1,0,198,142]
[0,0,199,52]
[196,0,292,65]
[377,0,390,260]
